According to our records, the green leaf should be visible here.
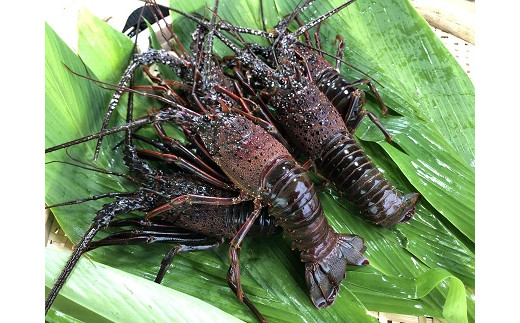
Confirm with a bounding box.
[45,0,475,322]
[45,248,243,323]
[345,267,468,322]
[77,9,134,84]
[357,116,475,242]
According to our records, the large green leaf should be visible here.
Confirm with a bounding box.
[45,248,243,322]
[45,0,475,322]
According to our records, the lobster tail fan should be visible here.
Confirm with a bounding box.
[304,233,368,309]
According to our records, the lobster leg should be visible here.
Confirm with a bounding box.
[130,107,212,170]
[181,124,223,173]
[141,66,190,106]
[136,148,233,190]
[155,241,222,284]
[227,199,265,322]
[301,159,331,189]
[86,229,213,249]
[349,109,393,142]
[342,90,392,142]
[151,123,228,181]
[348,78,388,116]
[132,84,188,106]
[85,225,221,284]
[147,3,185,56]
[334,35,345,73]
[129,107,215,179]
[132,132,172,153]
[134,129,221,180]
[146,193,249,219]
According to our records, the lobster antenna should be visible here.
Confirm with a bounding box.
[63,63,190,107]
[45,192,136,209]
[136,1,275,81]
[46,159,139,185]
[45,224,103,313]
[297,42,384,87]
[201,0,220,91]
[204,6,255,54]
[149,1,379,91]
[138,1,243,55]
[46,147,140,208]
[130,5,145,54]
[269,0,314,67]
[158,3,265,60]
[95,0,170,160]
[272,0,315,45]
[55,148,140,183]
[167,4,377,86]
[45,108,200,154]
[293,0,359,37]
[141,0,274,38]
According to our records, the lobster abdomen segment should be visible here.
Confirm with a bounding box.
[263,159,336,262]
[317,133,419,227]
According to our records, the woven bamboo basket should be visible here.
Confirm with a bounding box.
[45,1,474,322]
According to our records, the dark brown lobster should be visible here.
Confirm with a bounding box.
[45,103,369,322]
[161,108,370,311]
[175,0,420,227]
[44,137,280,316]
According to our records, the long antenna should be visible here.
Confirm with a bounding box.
[293,0,358,37]
[45,109,199,154]
[158,2,378,84]
[201,0,220,91]
[297,42,384,87]
[272,0,315,47]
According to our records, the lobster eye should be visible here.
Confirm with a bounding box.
[202,115,211,122]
